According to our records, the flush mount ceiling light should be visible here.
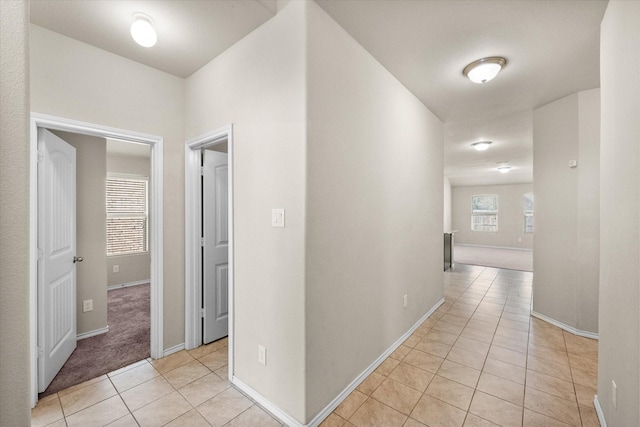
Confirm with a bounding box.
[463,57,507,84]
[471,141,492,151]
[131,13,157,47]
[497,162,512,173]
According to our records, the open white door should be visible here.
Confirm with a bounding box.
[202,149,229,344]
[37,129,77,392]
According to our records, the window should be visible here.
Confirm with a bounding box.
[106,175,148,256]
[471,194,498,232]
[524,193,534,233]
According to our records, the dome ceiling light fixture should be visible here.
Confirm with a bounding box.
[497,161,512,173]
[463,57,507,84]
[471,141,492,151]
[131,13,157,48]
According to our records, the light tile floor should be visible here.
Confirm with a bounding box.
[32,265,600,427]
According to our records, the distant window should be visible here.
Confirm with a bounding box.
[524,193,534,233]
[471,194,498,232]
[106,175,148,256]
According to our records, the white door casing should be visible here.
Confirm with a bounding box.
[202,150,229,343]
[37,129,77,392]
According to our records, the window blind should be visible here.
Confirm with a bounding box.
[106,177,148,256]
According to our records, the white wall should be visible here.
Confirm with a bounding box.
[305,1,444,419]
[533,89,600,334]
[452,183,533,249]
[598,2,640,425]
[185,2,307,421]
[444,177,452,231]
[30,25,185,349]
[0,1,31,424]
[54,131,108,335]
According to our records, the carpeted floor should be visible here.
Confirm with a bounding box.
[39,283,150,398]
[454,244,533,272]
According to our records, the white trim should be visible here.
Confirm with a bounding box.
[107,280,150,291]
[594,395,608,427]
[455,243,533,252]
[163,343,185,357]
[231,298,446,427]
[29,113,164,408]
[184,125,234,379]
[77,326,109,340]
[531,311,599,340]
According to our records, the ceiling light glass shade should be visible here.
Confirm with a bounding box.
[131,13,157,47]
[497,165,512,173]
[471,141,492,151]
[463,57,507,84]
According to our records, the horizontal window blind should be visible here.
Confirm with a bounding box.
[106,177,148,256]
[471,194,498,232]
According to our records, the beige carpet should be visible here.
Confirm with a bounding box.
[454,244,533,272]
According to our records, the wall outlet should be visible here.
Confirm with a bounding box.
[83,299,93,312]
[272,209,285,228]
[113,265,119,273]
[612,380,617,409]
[403,294,408,308]
[258,345,267,366]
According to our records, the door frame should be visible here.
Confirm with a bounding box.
[29,113,164,407]
[184,125,234,376]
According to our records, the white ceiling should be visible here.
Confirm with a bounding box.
[29,0,608,187]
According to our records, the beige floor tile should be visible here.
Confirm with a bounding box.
[375,357,401,376]
[106,413,140,426]
[403,334,421,348]
[214,365,229,381]
[527,343,569,366]
[433,321,465,337]
[120,376,174,412]
[529,331,567,352]
[476,372,524,406]
[488,345,527,368]
[446,346,486,370]
[31,394,64,427]
[463,413,500,426]
[178,372,230,407]
[579,404,601,427]
[320,413,348,427]
[388,362,434,392]
[482,357,526,384]
[453,336,491,356]
[414,338,452,358]
[424,329,460,345]
[404,418,428,427]
[390,345,412,361]
[58,375,108,397]
[574,383,597,407]
[441,313,470,327]
[563,332,598,360]
[524,387,580,426]
[334,390,368,420]
[526,370,576,402]
[437,359,481,388]
[568,353,598,376]
[501,312,530,324]
[424,375,474,411]
[110,361,161,393]
[523,409,572,426]
[188,339,227,360]
[469,391,523,427]
[132,390,192,425]
[60,377,117,416]
[371,378,422,415]
[571,366,597,389]
[446,307,475,319]
[199,348,229,371]
[164,408,211,427]
[349,398,407,427]
[526,354,573,382]
[108,360,149,378]
[163,359,211,389]
[226,405,282,426]
[42,419,67,427]
[466,319,498,334]
[66,395,129,427]
[460,327,495,344]
[403,349,444,373]
[493,332,528,354]
[150,350,195,374]
[410,394,466,427]
[357,372,386,395]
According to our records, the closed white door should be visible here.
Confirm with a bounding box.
[202,149,229,344]
[38,129,77,392]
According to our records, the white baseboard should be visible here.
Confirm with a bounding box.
[107,279,150,291]
[163,343,185,357]
[230,297,446,427]
[456,243,533,252]
[77,326,109,340]
[531,311,599,340]
[594,395,607,427]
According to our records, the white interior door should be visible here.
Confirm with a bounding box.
[38,129,77,392]
[202,149,229,344]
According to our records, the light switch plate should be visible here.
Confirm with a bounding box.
[272,209,285,227]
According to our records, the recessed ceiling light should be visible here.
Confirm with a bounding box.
[131,13,157,48]
[471,141,492,151]
[463,57,507,84]
[497,162,512,173]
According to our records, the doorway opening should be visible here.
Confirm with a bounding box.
[29,113,164,407]
[184,125,234,378]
